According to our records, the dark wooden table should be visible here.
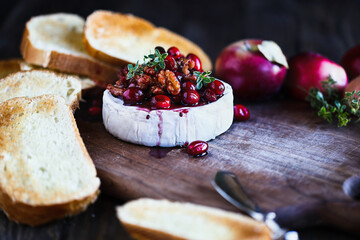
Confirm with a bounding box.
[1,0,360,239]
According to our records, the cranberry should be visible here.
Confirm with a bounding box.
[150,95,171,109]
[207,80,225,95]
[182,90,200,106]
[164,56,177,71]
[203,89,217,102]
[181,81,196,91]
[88,106,102,116]
[187,140,208,157]
[122,87,144,105]
[155,46,165,54]
[167,46,181,58]
[234,105,250,121]
[186,53,202,71]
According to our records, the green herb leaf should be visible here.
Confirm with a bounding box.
[127,49,168,79]
[145,49,168,71]
[126,61,144,80]
[306,76,360,127]
[194,71,215,90]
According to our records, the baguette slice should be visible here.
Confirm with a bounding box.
[19,62,96,93]
[116,198,272,240]
[0,95,100,226]
[0,70,81,110]
[0,59,22,78]
[20,13,119,86]
[84,10,212,71]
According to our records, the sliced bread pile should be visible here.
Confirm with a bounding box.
[0,9,212,227]
[116,198,272,240]
[1,11,211,88]
[0,95,100,226]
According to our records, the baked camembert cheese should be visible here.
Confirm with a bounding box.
[103,47,233,147]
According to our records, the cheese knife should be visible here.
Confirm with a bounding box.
[212,171,360,239]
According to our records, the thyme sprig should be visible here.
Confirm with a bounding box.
[194,71,215,90]
[126,61,143,79]
[143,49,168,71]
[306,76,360,127]
[126,49,168,79]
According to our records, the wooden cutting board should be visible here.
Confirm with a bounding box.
[76,99,360,213]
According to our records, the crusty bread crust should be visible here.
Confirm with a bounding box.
[122,222,186,240]
[20,18,120,86]
[0,186,99,226]
[0,96,100,225]
[84,10,212,71]
[0,59,22,78]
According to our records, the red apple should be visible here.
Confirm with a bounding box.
[215,39,288,101]
[287,52,348,100]
[341,45,360,80]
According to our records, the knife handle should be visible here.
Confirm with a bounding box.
[274,200,360,235]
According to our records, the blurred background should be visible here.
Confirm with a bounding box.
[1,0,360,64]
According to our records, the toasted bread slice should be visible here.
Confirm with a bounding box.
[0,70,81,110]
[116,198,272,240]
[84,10,212,71]
[20,13,119,86]
[0,59,22,78]
[0,95,100,226]
[19,62,96,93]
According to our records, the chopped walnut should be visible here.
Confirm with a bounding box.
[182,59,196,75]
[150,86,166,95]
[183,74,197,83]
[157,70,167,88]
[107,84,125,96]
[144,66,156,76]
[165,70,180,95]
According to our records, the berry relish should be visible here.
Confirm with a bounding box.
[107,46,225,109]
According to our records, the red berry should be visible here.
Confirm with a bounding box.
[182,90,200,106]
[207,80,225,95]
[187,140,208,157]
[122,87,144,105]
[88,106,102,116]
[167,46,181,58]
[181,81,196,91]
[203,89,217,102]
[234,105,250,121]
[164,56,177,71]
[150,95,171,109]
[186,53,202,71]
[155,46,165,54]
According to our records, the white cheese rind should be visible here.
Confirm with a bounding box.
[102,82,234,147]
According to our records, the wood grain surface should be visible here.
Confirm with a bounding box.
[1,0,360,239]
[77,98,360,211]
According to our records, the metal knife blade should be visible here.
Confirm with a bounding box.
[212,171,295,240]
